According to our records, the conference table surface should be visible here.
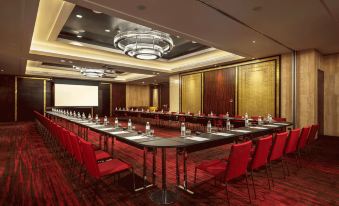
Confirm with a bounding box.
[46,111,292,204]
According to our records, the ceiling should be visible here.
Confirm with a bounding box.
[59,5,210,60]
[1,0,339,82]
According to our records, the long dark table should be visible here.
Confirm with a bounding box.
[45,111,291,204]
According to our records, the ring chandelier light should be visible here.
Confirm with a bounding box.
[113,30,174,60]
[73,66,116,78]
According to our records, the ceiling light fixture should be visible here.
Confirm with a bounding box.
[76,14,83,19]
[73,66,117,78]
[252,40,256,43]
[69,41,83,46]
[60,59,65,63]
[114,30,174,60]
[0,69,4,72]
[105,29,111,32]
[92,10,102,14]
[77,35,83,38]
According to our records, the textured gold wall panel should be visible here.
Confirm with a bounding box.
[126,84,150,108]
[238,61,276,116]
[181,73,202,113]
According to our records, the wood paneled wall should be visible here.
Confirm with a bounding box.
[0,75,15,122]
[17,78,45,121]
[98,83,110,117]
[126,84,150,108]
[280,53,293,122]
[181,73,202,113]
[237,60,277,117]
[204,68,235,115]
[160,83,169,110]
[169,75,180,112]
[112,83,126,109]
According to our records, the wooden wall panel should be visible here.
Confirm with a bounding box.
[0,75,15,122]
[169,75,180,112]
[112,83,126,109]
[281,53,293,121]
[237,60,277,117]
[98,83,110,117]
[203,68,235,115]
[160,83,169,110]
[17,78,44,121]
[181,73,202,113]
[126,84,150,108]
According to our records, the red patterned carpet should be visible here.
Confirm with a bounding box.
[0,122,338,206]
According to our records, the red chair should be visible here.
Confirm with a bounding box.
[268,132,289,185]
[249,135,273,198]
[194,141,253,204]
[297,126,311,166]
[273,117,287,122]
[80,140,136,191]
[284,128,301,175]
[307,124,319,145]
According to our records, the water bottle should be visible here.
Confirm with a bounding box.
[198,111,201,116]
[77,112,81,119]
[88,113,92,122]
[258,116,263,125]
[207,120,212,133]
[128,119,132,130]
[187,110,190,115]
[226,118,231,131]
[73,111,76,117]
[268,114,272,123]
[181,122,186,137]
[95,114,99,123]
[145,122,150,135]
[226,112,229,118]
[245,112,248,119]
[104,116,108,125]
[245,115,249,127]
[114,117,119,128]
[210,111,213,116]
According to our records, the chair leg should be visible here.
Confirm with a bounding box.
[194,167,197,183]
[265,164,271,190]
[269,163,275,187]
[281,159,287,178]
[225,182,230,205]
[131,168,136,191]
[245,172,252,204]
[284,158,290,176]
[250,170,256,198]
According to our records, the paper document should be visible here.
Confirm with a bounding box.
[186,136,209,141]
[213,132,234,137]
[231,129,251,133]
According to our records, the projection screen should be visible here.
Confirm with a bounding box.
[54,84,99,106]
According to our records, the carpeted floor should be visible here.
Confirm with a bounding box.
[0,121,338,206]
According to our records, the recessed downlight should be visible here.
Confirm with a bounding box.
[76,14,83,19]
[105,29,111,33]
[252,40,256,43]
[77,35,83,38]
[92,10,102,14]
[69,41,83,46]
[60,59,65,63]
[0,69,4,72]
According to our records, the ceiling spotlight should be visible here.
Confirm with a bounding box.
[60,59,65,63]
[192,41,197,43]
[0,69,4,72]
[73,30,80,34]
[252,40,256,43]
[92,10,102,14]
[77,35,83,38]
[76,14,83,19]
[69,41,83,46]
[69,61,73,64]
[156,72,160,75]
[105,29,111,33]
[78,29,85,33]
[142,81,145,84]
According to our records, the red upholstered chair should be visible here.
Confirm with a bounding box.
[268,132,289,185]
[297,126,311,166]
[194,141,253,204]
[284,128,301,175]
[80,140,135,191]
[307,124,319,145]
[273,117,287,122]
[249,135,273,198]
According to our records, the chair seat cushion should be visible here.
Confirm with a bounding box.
[98,159,131,177]
[95,150,111,161]
[196,159,228,176]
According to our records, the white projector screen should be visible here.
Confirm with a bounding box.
[54,84,99,106]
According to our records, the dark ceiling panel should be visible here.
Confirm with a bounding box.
[58,5,210,60]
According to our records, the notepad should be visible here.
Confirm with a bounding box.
[231,129,251,133]
[186,136,209,141]
[110,131,129,135]
[125,135,147,140]
[265,124,280,128]
[249,127,268,130]
[274,123,289,126]
[213,132,234,137]
[99,127,114,131]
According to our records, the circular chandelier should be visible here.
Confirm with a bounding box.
[114,30,174,60]
[73,66,117,78]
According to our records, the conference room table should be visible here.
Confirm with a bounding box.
[45,111,291,204]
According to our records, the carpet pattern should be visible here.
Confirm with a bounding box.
[0,121,338,206]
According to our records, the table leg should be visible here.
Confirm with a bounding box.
[152,148,157,186]
[143,148,147,188]
[150,148,176,204]
[177,150,194,194]
[176,149,180,186]
[111,137,114,157]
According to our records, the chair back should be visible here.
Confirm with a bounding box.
[250,135,273,170]
[307,124,319,144]
[225,141,252,181]
[269,132,288,161]
[79,139,100,178]
[273,117,287,122]
[69,133,83,164]
[62,128,73,155]
[298,126,311,150]
[285,128,301,154]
